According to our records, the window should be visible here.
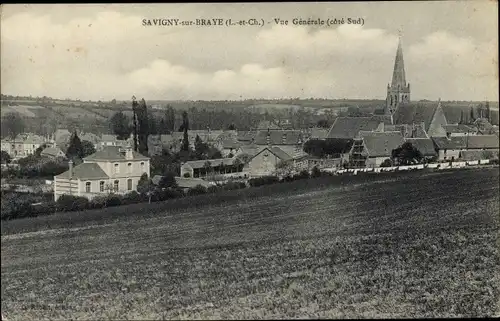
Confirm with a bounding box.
[127,179,132,191]
[114,163,120,174]
[140,162,145,170]
[85,182,91,193]
[100,181,105,192]
[114,180,119,191]
[128,163,132,173]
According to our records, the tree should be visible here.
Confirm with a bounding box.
[34,144,48,158]
[81,140,96,158]
[165,105,176,133]
[227,124,236,130]
[136,98,150,155]
[66,131,84,163]
[181,111,190,152]
[137,173,154,204]
[194,134,208,157]
[391,142,423,165]
[235,153,252,165]
[203,160,212,177]
[132,97,139,151]
[158,171,178,189]
[485,101,491,121]
[1,151,11,164]
[1,112,25,139]
[110,111,132,140]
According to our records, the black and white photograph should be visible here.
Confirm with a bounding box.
[1,2,499,319]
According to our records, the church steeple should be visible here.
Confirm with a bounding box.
[391,37,406,88]
[385,34,411,117]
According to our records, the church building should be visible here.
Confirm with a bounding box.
[385,36,410,116]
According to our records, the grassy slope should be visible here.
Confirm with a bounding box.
[1,169,499,319]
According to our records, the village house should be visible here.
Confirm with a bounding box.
[441,124,479,137]
[218,138,241,157]
[53,146,150,201]
[431,135,500,161]
[180,158,244,179]
[98,133,134,151]
[404,138,437,160]
[244,146,293,177]
[40,147,66,159]
[253,129,306,159]
[1,133,48,160]
[350,131,405,168]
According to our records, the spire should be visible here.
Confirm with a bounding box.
[391,36,406,88]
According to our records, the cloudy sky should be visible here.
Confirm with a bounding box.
[1,2,498,101]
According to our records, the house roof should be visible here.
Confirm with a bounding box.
[255,120,281,130]
[466,135,500,149]
[326,117,382,139]
[239,144,260,156]
[56,162,109,180]
[405,138,437,156]
[237,131,257,142]
[40,147,65,157]
[79,132,100,144]
[431,136,467,149]
[23,134,46,144]
[54,129,71,143]
[253,130,303,145]
[359,131,405,158]
[252,146,292,162]
[83,146,149,161]
[393,102,442,131]
[182,158,235,170]
[460,150,492,161]
[442,124,477,134]
[309,128,328,139]
[222,138,241,149]
[175,177,212,189]
[370,115,393,125]
[101,134,118,142]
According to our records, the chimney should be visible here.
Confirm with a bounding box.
[68,160,74,178]
[125,147,133,160]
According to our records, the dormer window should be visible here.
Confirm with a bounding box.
[114,163,120,174]
[128,162,132,173]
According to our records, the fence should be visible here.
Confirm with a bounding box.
[327,159,496,175]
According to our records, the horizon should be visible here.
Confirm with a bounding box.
[1,2,498,102]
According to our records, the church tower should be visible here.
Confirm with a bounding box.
[385,36,410,115]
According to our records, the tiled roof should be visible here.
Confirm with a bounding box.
[360,131,405,157]
[466,135,500,149]
[443,124,477,133]
[309,128,328,139]
[370,115,393,125]
[84,146,149,161]
[255,120,281,130]
[393,102,440,131]
[101,134,118,142]
[460,150,494,161]
[326,117,381,139]
[252,146,292,162]
[431,136,467,150]
[405,138,437,156]
[253,130,303,145]
[237,131,257,142]
[40,147,65,157]
[56,162,109,180]
[222,138,241,149]
[182,158,235,170]
[239,144,260,156]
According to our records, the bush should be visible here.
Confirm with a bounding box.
[106,194,123,207]
[56,195,89,212]
[222,181,245,191]
[157,188,184,201]
[311,166,321,178]
[294,170,310,180]
[187,185,208,196]
[208,185,220,193]
[248,176,279,187]
[380,159,393,167]
[122,191,143,205]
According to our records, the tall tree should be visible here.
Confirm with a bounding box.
[165,105,176,133]
[485,101,491,121]
[110,111,132,140]
[136,98,150,155]
[1,112,25,139]
[181,111,190,152]
[81,140,96,157]
[132,96,139,151]
[66,131,84,163]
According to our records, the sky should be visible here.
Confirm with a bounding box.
[1,2,498,102]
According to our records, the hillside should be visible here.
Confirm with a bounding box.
[1,168,499,319]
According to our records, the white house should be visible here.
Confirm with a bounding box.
[53,146,150,201]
